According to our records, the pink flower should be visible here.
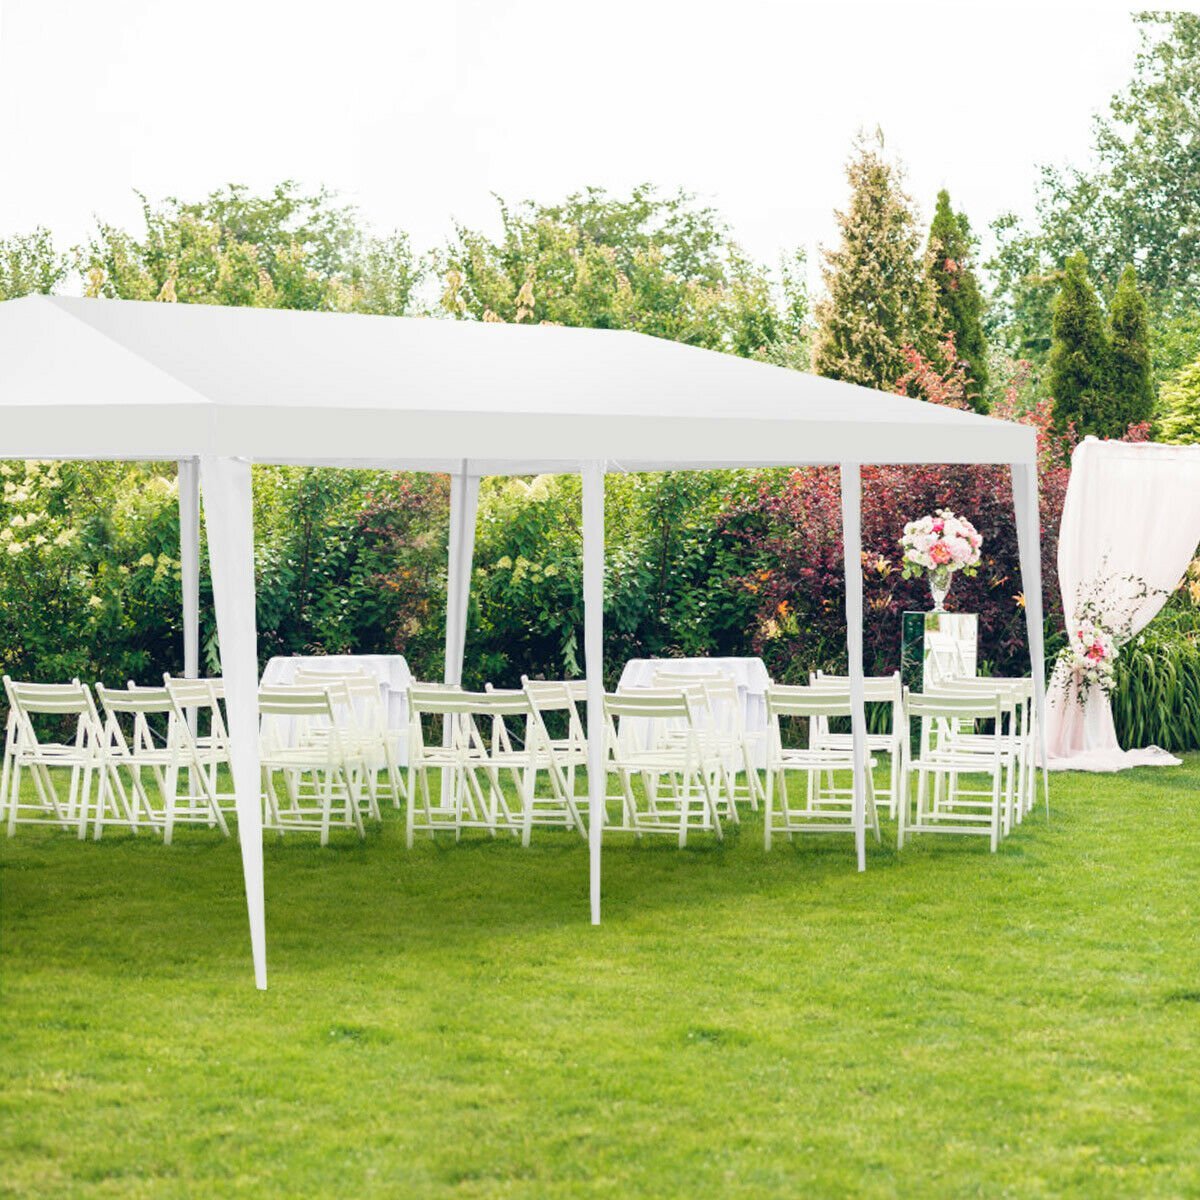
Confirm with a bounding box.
[929,542,953,565]
[932,519,945,533]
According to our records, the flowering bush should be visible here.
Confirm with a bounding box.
[899,509,982,579]
[1053,566,1161,703]
[1061,617,1118,697]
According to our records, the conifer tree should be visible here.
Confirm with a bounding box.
[1107,264,1155,430]
[1159,357,1200,444]
[811,132,930,389]
[925,190,989,411]
[1047,253,1111,437]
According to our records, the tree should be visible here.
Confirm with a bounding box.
[1159,357,1200,444]
[0,228,69,300]
[989,12,1200,371]
[1047,254,1111,437]
[1107,264,1155,428]
[83,182,421,315]
[438,185,788,358]
[811,131,931,389]
[925,190,988,410]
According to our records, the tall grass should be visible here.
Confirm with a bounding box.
[1113,600,1200,753]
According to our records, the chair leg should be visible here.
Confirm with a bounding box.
[763,768,774,851]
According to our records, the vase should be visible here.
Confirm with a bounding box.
[929,566,953,612]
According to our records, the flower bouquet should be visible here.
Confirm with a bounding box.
[899,509,982,611]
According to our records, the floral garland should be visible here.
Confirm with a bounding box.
[1054,566,1162,704]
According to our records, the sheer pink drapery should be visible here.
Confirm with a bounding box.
[1046,438,1200,772]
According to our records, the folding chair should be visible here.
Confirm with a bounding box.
[808,671,904,817]
[405,687,518,847]
[95,682,229,843]
[763,684,880,852]
[293,666,406,810]
[652,669,763,811]
[163,675,237,817]
[259,683,368,845]
[602,690,724,847]
[2,677,113,838]
[520,678,589,843]
[898,690,1007,852]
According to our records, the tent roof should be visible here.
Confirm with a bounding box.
[0,295,1035,470]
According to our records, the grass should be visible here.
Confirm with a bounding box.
[2,759,1200,1198]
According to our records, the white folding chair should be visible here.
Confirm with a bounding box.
[405,687,517,846]
[899,690,1007,851]
[520,678,589,843]
[763,684,880,852]
[293,666,407,810]
[259,684,368,845]
[602,691,724,846]
[163,675,237,817]
[96,682,230,844]
[1,677,112,838]
[652,668,763,811]
[808,671,904,817]
[924,677,1036,832]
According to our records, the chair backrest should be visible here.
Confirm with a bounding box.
[96,682,173,715]
[905,689,1003,723]
[604,690,693,722]
[810,671,902,704]
[4,676,96,717]
[258,684,340,719]
[650,667,725,686]
[164,675,226,707]
[294,667,387,728]
[408,686,482,717]
[766,684,852,721]
[480,685,534,719]
[522,678,585,711]
[2,676,103,751]
[163,675,229,742]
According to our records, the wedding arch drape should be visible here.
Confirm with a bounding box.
[1046,438,1200,772]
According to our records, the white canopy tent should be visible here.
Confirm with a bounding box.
[0,295,1048,989]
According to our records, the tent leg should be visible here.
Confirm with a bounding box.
[840,463,868,873]
[1012,461,1050,819]
[444,461,480,687]
[200,456,266,990]
[582,461,606,924]
[442,463,479,806]
[179,459,201,680]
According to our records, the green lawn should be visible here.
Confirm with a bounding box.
[2,759,1200,1199]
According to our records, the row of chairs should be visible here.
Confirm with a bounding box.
[1,674,232,841]
[2,667,1040,857]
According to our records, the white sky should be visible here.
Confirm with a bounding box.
[0,1,1171,289]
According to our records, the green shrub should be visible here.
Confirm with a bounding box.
[1112,597,1200,753]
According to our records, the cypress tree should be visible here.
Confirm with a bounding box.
[1048,253,1111,438]
[925,190,989,411]
[811,132,930,390]
[1107,264,1155,432]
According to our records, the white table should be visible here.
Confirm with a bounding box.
[617,656,772,767]
[260,654,413,764]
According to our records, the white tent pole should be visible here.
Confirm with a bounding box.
[444,460,480,687]
[839,463,868,873]
[442,462,480,806]
[1012,461,1050,819]
[178,458,201,680]
[582,460,606,924]
[200,455,267,990]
